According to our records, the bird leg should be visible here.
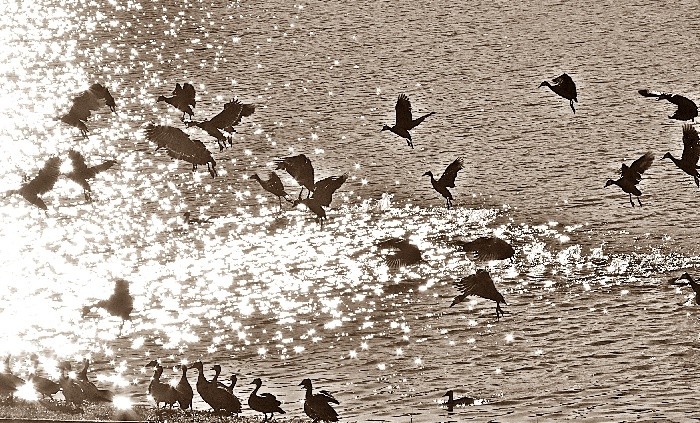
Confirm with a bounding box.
[628,193,635,207]
[637,196,643,207]
[569,100,576,114]
[695,176,699,188]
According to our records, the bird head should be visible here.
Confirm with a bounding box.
[449,293,466,308]
[661,152,672,160]
[422,171,433,178]
[538,81,548,88]
[144,360,159,368]
[299,378,312,389]
[156,95,166,102]
[249,173,261,182]
[603,179,615,188]
[211,364,221,373]
[444,390,453,398]
[190,361,204,372]
[251,377,262,386]
[380,125,391,132]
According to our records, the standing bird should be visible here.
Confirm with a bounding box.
[443,390,474,411]
[450,269,507,320]
[670,272,700,305]
[59,83,117,137]
[274,154,315,198]
[376,237,422,268]
[663,124,700,187]
[454,236,515,261]
[190,361,241,415]
[423,157,464,209]
[174,364,193,410]
[299,378,339,423]
[604,152,654,207]
[539,73,578,114]
[145,361,178,409]
[5,157,61,210]
[0,356,24,400]
[81,278,134,335]
[639,89,698,122]
[225,374,237,396]
[249,378,285,421]
[186,98,255,151]
[250,172,290,210]
[157,83,196,120]
[145,124,217,178]
[64,150,117,201]
[76,359,112,403]
[57,361,85,409]
[381,93,435,148]
[292,174,348,227]
[28,356,60,399]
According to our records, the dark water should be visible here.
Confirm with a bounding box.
[0,1,699,421]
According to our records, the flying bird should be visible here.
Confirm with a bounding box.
[81,278,134,334]
[381,94,435,148]
[423,157,464,209]
[157,83,196,120]
[539,73,578,113]
[250,172,290,209]
[604,152,654,207]
[670,272,700,305]
[376,238,422,268]
[450,269,507,320]
[59,83,116,137]
[5,157,61,210]
[186,98,255,151]
[274,154,315,198]
[145,124,217,177]
[663,124,700,187]
[292,174,348,227]
[249,378,285,421]
[64,150,117,201]
[639,89,697,122]
[454,236,515,261]
[300,378,340,422]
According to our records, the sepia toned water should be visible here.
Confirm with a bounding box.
[0,0,699,421]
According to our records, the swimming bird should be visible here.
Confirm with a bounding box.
[157,83,196,120]
[670,272,700,305]
[454,236,515,261]
[539,73,578,113]
[174,364,193,410]
[299,378,339,423]
[145,124,217,177]
[381,94,435,148]
[81,278,134,335]
[186,98,255,151]
[57,361,85,409]
[145,361,178,409]
[450,269,507,320]
[64,150,117,201]
[274,154,315,198]
[376,237,422,268]
[604,152,654,207]
[76,359,112,403]
[183,211,212,224]
[249,377,285,421]
[663,124,700,187]
[424,157,464,209]
[250,172,290,209]
[5,157,61,210]
[190,361,241,415]
[60,83,117,137]
[443,390,474,411]
[292,174,348,227]
[639,89,698,122]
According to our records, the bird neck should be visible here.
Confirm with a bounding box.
[251,382,261,395]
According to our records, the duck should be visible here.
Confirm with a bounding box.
[174,364,193,410]
[670,272,700,305]
[376,237,422,268]
[81,279,134,335]
[604,152,654,207]
[145,124,217,178]
[450,269,507,320]
[639,89,697,122]
[190,361,241,415]
[4,157,61,210]
[662,124,700,187]
[454,236,515,261]
[299,378,339,422]
[157,83,196,120]
[249,377,285,421]
[145,361,178,409]
[250,172,291,210]
[539,73,578,113]
[423,157,464,209]
[443,390,474,411]
[59,83,117,137]
[64,149,117,201]
[57,361,85,409]
[381,94,435,148]
[186,98,255,151]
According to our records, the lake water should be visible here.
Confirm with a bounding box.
[0,0,699,421]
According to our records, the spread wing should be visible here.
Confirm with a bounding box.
[395,94,413,128]
[209,99,243,128]
[68,150,90,175]
[24,157,61,195]
[312,174,347,207]
[438,157,464,187]
[145,124,213,165]
[174,83,196,107]
[317,390,339,405]
[552,73,573,87]
[681,124,700,165]
[274,154,315,191]
[625,152,654,182]
[452,270,493,294]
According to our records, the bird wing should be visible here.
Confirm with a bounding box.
[395,94,413,128]
[182,83,196,107]
[681,124,700,165]
[89,160,117,175]
[266,171,287,195]
[377,238,421,267]
[437,157,464,187]
[312,174,348,207]
[209,99,243,128]
[24,157,61,195]
[628,152,654,180]
[240,103,255,117]
[453,270,493,293]
[145,124,187,150]
[274,154,315,191]
[68,150,90,175]
[145,124,213,165]
[552,73,573,87]
[317,390,340,404]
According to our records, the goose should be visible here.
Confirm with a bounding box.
[157,83,196,120]
[186,98,255,151]
[299,378,339,422]
[274,154,315,198]
[663,124,700,187]
[60,83,117,136]
[145,361,178,409]
[145,124,217,177]
[450,269,507,320]
[539,73,578,113]
[292,174,348,227]
[381,94,435,148]
[249,377,285,421]
[454,236,515,261]
[670,272,700,305]
[174,364,193,410]
[210,365,229,390]
[604,152,654,207]
[225,374,237,396]
[424,157,464,209]
[57,361,85,409]
[376,237,422,267]
[4,157,61,210]
[250,172,290,209]
[443,390,474,411]
[81,278,133,334]
[639,89,697,122]
[190,361,241,415]
[64,149,117,201]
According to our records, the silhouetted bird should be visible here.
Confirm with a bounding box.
[145,361,178,409]
[145,124,217,177]
[670,272,700,305]
[0,356,24,400]
[249,378,285,421]
[663,124,700,187]
[250,172,290,209]
[604,152,654,207]
[57,361,85,409]
[450,269,507,320]
[183,211,212,224]
[292,174,348,227]
[65,150,117,201]
[639,89,698,122]
[381,94,435,148]
[5,157,61,210]
[443,390,474,411]
[190,361,241,415]
[376,238,422,268]
[274,154,315,198]
[76,359,112,403]
[81,279,134,334]
[539,73,578,113]
[225,374,237,396]
[28,356,60,399]
[175,364,193,410]
[60,83,116,137]
[424,157,464,209]
[454,236,515,261]
[210,365,230,391]
[157,83,196,120]
[300,378,339,423]
[186,98,255,151]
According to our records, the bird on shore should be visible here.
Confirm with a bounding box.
[76,359,112,403]
[249,378,285,421]
[190,361,241,415]
[81,278,134,335]
[639,89,697,122]
[186,98,254,151]
[424,157,464,209]
[28,355,60,399]
[145,361,178,409]
[57,361,85,409]
[539,73,578,113]
[64,150,117,201]
[250,172,290,210]
[300,378,339,423]
[210,365,230,390]
[60,83,116,137]
[5,157,61,210]
[145,124,217,178]
[225,374,237,396]
[376,238,422,268]
[381,94,435,148]
[604,152,654,207]
[450,269,507,320]
[670,272,700,305]
[0,356,24,400]
[443,390,474,411]
[157,83,196,120]
[175,364,193,410]
[292,174,348,227]
[454,236,515,261]
[274,154,315,198]
[663,124,700,187]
